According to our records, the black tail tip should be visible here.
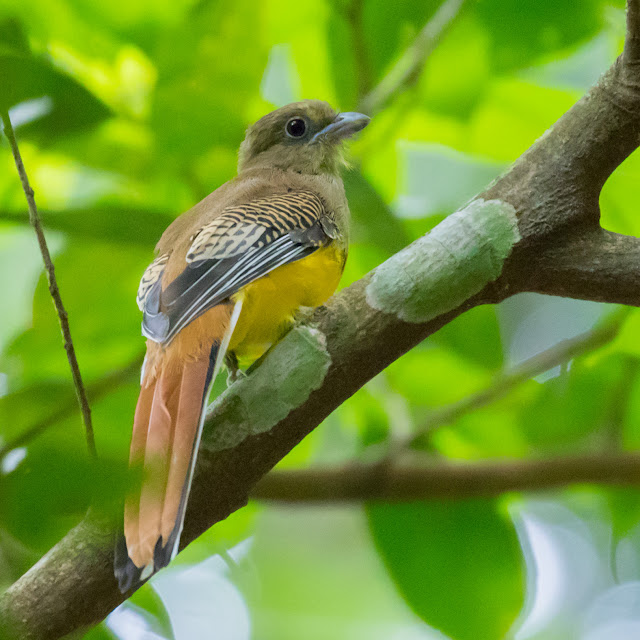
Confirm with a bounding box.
[153,535,175,574]
[114,535,146,594]
[114,532,178,594]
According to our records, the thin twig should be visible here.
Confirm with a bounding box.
[624,0,640,69]
[252,451,640,502]
[600,355,640,451]
[345,0,374,103]
[358,0,467,114]
[402,310,627,451]
[0,355,143,461]
[1,110,97,459]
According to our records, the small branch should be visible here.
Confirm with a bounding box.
[600,356,640,450]
[624,0,640,70]
[252,452,640,502]
[345,0,374,103]
[404,310,626,449]
[358,0,467,114]
[1,111,97,459]
[0,355,143,461]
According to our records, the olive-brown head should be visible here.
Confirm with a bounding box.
[238,99,370,176]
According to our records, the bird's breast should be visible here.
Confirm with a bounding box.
[229,244,345,363]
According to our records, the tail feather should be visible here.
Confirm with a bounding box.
[136,368,182,566]
[115,298,243,593]
[160,363,208,541]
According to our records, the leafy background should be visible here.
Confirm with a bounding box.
[0,0,639,638]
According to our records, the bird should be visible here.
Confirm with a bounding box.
[114,100,370,592]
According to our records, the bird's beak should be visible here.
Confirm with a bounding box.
[312,112,371,143]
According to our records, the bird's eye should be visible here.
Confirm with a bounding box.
[285,118,307,138]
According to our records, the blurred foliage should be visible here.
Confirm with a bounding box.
[368,499,524,640]
[0,0,639,638]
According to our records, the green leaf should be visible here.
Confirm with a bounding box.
[0,443,127,550]
[430,302,504,370]
[326,10,358,109]
[385,344,488,409]
[601,150,640,238]
[418,15,491,119]
[173,503,258,568]
[0,380,75,442]
[0,207,174,246]
[368,499,525,640]
[0,49,110,138]
[81,622,118,640]
[0,17,30,55]
[360,0,441,87]
[129,584,175,640]
[150,0,268,160]
[606,487,640,544]
[343,169,409,255]
[519,354,627,452]
[3,240,148,386]
[469,79,579,162]
[474,0,603,72]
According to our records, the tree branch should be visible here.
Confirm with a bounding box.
[1,111,97,459]
[519,229,640,305]
[358,0,466,115]
[625,0,640,69]
[3,2,640,638]
[405,310,626,449]
[252,452,640,502]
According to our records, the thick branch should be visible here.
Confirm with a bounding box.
[1,111,97,459]
[3,2,640,638]
[520,229,640,305]
[252,453,640,502]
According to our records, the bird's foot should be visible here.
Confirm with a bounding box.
[225,352,246,387]
[294,305,318,326]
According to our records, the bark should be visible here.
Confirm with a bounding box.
[2,3,640,638]
[252,453,640,502]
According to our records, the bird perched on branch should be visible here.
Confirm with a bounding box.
[114,100,370,592]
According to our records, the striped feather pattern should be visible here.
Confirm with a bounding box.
[137,254,169,311]
[186,190,324,262]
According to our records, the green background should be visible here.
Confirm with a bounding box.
[1,0,639,638]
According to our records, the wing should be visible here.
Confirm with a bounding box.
[139,190,335,345]
[136,254,168,311]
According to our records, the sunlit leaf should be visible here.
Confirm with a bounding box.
[128,584,175,640]
[343,169,409,255]
[368,499,525,640]
[474,0,603,71]
[173,503,258,568]
[81,622,118,640]
[0,48,110,139]
[150,0,267,160]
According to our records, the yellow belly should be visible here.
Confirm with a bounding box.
[229,244,344,363]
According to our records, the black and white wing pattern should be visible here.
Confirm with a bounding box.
[138,190,334,345]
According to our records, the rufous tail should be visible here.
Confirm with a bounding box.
[115,297,243,593]
[114,343,217,592]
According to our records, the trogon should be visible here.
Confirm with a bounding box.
[114,100,369,592]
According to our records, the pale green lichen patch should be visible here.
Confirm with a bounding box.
[202,325,331,451]
[366,199,520,323]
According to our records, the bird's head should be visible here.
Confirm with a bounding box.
[238,100,370,175]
